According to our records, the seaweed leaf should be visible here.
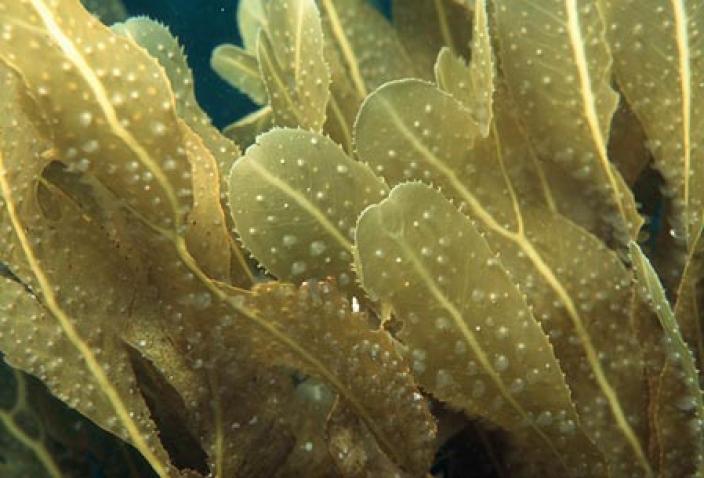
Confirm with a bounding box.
[0,67,172,476]
[493,0,641,242]
[35,146,328,478]
[319,0,416,98]
[228,128,388,291]
[674,225,704,373]
[238,0,271,53]
[599,0,704,249]
[179,126,233,282]
[321,41,359,152]
[0,3,430,476]
[326,402,409,477]
[256,0,331,131]
[6,0,702,475]
[113,17,243,175]
[241,280,437,475]
[112,17,252,285]
[354,79,652,475]
[223,105,274,149]
[393,0,473,79]
[355,182,605,475]
[318,0,417,147]
[630,242,704,476]
[434,0,494,137]
[211,44,268,105]
[0,0,192,232]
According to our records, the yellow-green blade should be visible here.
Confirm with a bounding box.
[392,0,473,79]
[355,182,605,476]
[674,224,704,374]
[228,128,388,291]
[0,68,173,477]
[223,105,274,149]
[237,0,271,53]
[493,0,640,242]
[211,44,267,105]
[256,0,330,132]
[630,242,704,476]
[0,4,426,477]
[319,0,417,100]
[599,0,704,249]
[318,0,417,152]
[112,17,252,285]
[179,125,232,281]
[0,5,355,476]
[0,0,193,232]
[434,0,494,136]
[113,17,242,178]
[434,47,470,99]
[354,79,652,476]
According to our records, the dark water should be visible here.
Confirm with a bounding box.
[121,0,391,129]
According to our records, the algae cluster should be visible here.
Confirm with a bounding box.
[0,0,702,477]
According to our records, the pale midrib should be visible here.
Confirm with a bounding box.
[521,242,652,475]
[634,249,704,414]
[491,122,524,235]
[29,0,180,226]
[247,160,353,252]
[433,0,455,52]
[530,151,559,213]
[381,97,510,236]
[0,411,61,478]
[435,55,451,92]
[293,0,306,84]
[564,0,628,224]
[242,4,269,46]
[675,224,704,368]
[671,0,692,243]
[383,94,652,474]
[393,233,570,473]
[215,48,263,80]
[117,182,401,472]
[23,4,389,461]
[18,2,396,473]
[320,0,368,99]
[473,0,493,137]
[231,105,272,129]
[0,153,169,478]
[258,37,305,125]
[171,238,402,469]
[329,94,353,151]
[207,371,225,478]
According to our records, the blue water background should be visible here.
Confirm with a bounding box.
[122,0,392,128]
